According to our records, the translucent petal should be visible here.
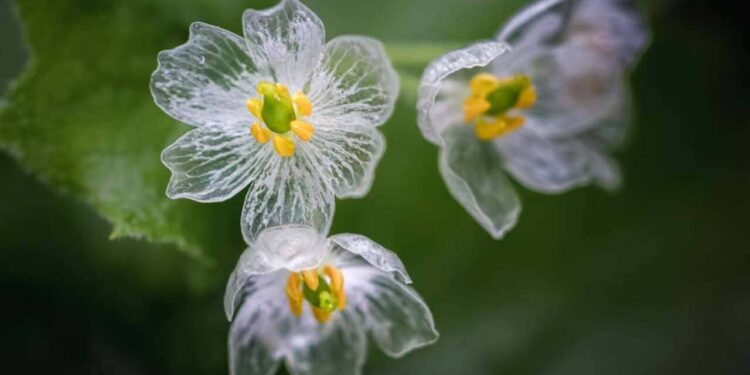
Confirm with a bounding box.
[308,36,399,129]
[498,0,649,68]
[242,0,325,90]
[229,272,367,375]
[578,90,633,191]
[228,274,287,375]
[417,41,511,146]
[497,0,568,46]
[491,43,625,138]
[228,232,436,373]
[492,0,647,138]
[439,126,521,240]
[587,151,622,192]
[564,0,650,67]
[302,126,385,199]
[151,22,261,128]
[342,265,438,358]
[495,127,593,193]
[227,251,367,375]
[328,234,411,283]
[283,311,367,375]
[422,78,469,144]
[240,148,334,246]
[161,125,261,202]
[583,85,633,150]
[225,228,328,320]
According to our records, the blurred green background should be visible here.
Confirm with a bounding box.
[1,0,748,374]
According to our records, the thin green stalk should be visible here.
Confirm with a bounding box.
[385,42,464,67]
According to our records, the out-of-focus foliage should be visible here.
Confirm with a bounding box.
[0,0,263,259]
[1,0,749,374]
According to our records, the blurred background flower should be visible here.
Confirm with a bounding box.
[1,0,748,374]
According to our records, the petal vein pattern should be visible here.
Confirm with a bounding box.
[241,147,334,244]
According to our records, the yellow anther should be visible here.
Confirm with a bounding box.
[292,91,312,117]
[289,299,303,317]
[470,73,500,97]
[246,98,263,120]
[285,273,303,317]
[464,97,491,122]
[475,116,525,141]
[336,287,347,309]
[275,83,291,98]
[323,266,343,294]
[272,135,295,157]
[515,86,537,109]
[496,76,516,86]
[250,123,271,144]
[505,115,525,130]
[257,81,276,96]
[311,306,331,323]
[291,120,314,142]
[301,269,319,290]
[324,265,345,310]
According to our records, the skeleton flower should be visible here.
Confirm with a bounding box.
[151,0,398,247]
[224,226,438,375]
[417,0,648,238]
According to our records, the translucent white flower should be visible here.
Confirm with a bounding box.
[224,226,439,375]
[417,0,648,239]
[151,0,398,247]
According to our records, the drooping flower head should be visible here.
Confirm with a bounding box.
[417,0,649,238]
[224,226,439,375]
[151,0,398,248]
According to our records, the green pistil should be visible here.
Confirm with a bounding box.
[302,275,339,313]
[485,75,531,115]
[259,85,295,134]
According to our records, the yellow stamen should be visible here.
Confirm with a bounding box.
[250,123,270,144]
[272,135,295,157]
[256,81,276,96]
[245,82,316,156]
[311,306,331,323]
[285,274,303,317]
[515,86,537,109]
[301,269,319,290]
[246,98,263,121]
[469,73,500,97]
[275,83,291,99]
[323,266,342,293]
[505,115,525,131]
[292,91,312,117]
[475,116,525,141]
[464,97,491,122]
[325,265,346,310]
[291,120,314,142]
[336,287,347,309]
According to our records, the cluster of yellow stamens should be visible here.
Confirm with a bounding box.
[285,265,347,324]
[246,81,314,157]
[463,73,537,141]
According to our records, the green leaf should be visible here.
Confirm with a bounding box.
[0,0,251,260]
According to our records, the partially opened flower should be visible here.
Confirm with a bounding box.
[417,0,648,238]
[224,226,438,375]
[151,0,398,247]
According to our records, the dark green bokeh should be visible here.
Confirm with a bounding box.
[1,0,749,374]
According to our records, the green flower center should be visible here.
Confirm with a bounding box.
[302,275,339,313]
[257,82,296,134]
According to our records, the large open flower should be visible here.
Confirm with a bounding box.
[417,0,648,238]
[224,226,438,375]
[151,0,398,247]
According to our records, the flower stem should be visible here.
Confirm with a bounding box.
[397,72,421,101]
[385,42,464,67]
